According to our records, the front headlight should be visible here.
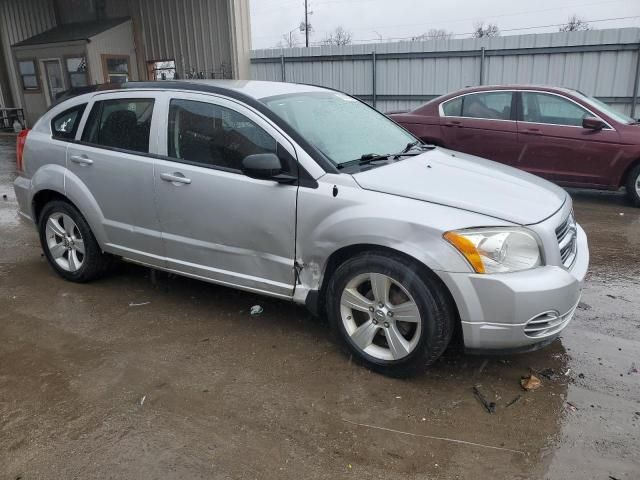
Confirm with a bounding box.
[444,228,542,273]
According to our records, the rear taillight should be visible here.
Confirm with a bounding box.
[16,128,30,173]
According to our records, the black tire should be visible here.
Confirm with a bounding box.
[38,200,112,282]
[326,251,455,377]
[625,163,640,207]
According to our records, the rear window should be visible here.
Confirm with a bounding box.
[51,104,86,140]
[81,98,154,153]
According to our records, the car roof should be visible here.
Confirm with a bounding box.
[439,84,579,97]
[122,79,330,100]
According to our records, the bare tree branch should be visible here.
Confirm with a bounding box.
[559,14,591,32]
[472,22,500,38]
[322,26,353,46]
[412,28,453,41]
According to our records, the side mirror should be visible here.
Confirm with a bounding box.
[241,153,296,184]
[582,116,606,131]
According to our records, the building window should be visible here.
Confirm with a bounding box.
[147,60,176,80]
[66,57,89,88]
[18,59,39,91]
[101,55,130,84]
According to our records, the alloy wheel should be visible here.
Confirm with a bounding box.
[340,272,422,361]
[45,212,85,272]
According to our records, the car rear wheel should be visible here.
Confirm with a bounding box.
[38,200,111,282]
[626,164,640,207]
[326,252,455,376]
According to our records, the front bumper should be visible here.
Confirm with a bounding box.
[438,224,589,351]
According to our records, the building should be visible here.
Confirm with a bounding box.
[0,0,251,126]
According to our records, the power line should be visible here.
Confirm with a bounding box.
[311,15,640,44]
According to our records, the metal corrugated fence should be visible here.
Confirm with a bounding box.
[250,28,640,116]
[135,0,234,79]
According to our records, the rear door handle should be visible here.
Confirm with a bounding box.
[160,172,192,185]
[444,120,463,128]
[70,154,93,166]
[522,128,541,135]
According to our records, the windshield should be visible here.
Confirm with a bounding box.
[571,90,636,124]
[261,91,417,166]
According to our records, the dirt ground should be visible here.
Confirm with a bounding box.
[1,136,638,479]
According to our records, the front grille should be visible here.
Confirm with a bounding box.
[523,302,579,338]
[556,212,577,268]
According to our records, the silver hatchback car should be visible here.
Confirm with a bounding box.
[14,80,589,376]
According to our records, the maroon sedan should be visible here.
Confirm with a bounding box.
[389,85,640,206]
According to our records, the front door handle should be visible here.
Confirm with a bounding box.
[70,154,94,166]
[160,172,192,185]
[444,120,463,128]
[522,128,541,135]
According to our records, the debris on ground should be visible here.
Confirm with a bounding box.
[566,402,578,412]
[129,301,150,307]
[536,368,559,381]
[628,362,638,374]
[473,385,496,414]
[250,305,263,316]
[520,373,542,391]
[478,359,488,373]
[140,395,146,406]
[2,193,7,200]
[578,373,585,379]
[577,301,592,310]
[606,294,617,299]
[506,394,523,408]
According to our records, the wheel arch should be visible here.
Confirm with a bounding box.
[308,243,461,329]
[619,158,640,188]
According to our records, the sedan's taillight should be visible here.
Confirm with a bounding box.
[16,128,30,173]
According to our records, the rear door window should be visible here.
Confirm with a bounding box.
[461,92,513,120]
[441,97,462,116]
[81,98,154,153]
[51,104,86,140]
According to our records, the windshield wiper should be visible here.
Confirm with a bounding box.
[337,143,434,170]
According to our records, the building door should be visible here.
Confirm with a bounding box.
[42,60,65,104]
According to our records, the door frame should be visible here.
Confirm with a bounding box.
[40,58,66,106]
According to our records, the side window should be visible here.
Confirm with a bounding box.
[441,97,462,116]
[81,98,154,153]
[51,104,86,140]
[461,92,513,120]
[522,92,591,127]
[167,99,278,171]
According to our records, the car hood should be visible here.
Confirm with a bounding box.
[352,148,567,225]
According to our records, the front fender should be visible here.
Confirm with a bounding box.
[295,176,511,292]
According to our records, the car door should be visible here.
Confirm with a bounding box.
[516,91,623,186]
[67,92,165,265]
[153,92,298,298]
[438,91,520,165]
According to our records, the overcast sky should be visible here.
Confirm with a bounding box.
[250,0,640,49]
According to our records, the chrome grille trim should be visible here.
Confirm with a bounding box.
[555,212,577,268]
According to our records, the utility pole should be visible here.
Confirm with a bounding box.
[304,0,309,47]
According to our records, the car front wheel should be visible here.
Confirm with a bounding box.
[626,164,640,207]
[326,252,455,376]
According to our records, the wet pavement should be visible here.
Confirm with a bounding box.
[0,136,638,479]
